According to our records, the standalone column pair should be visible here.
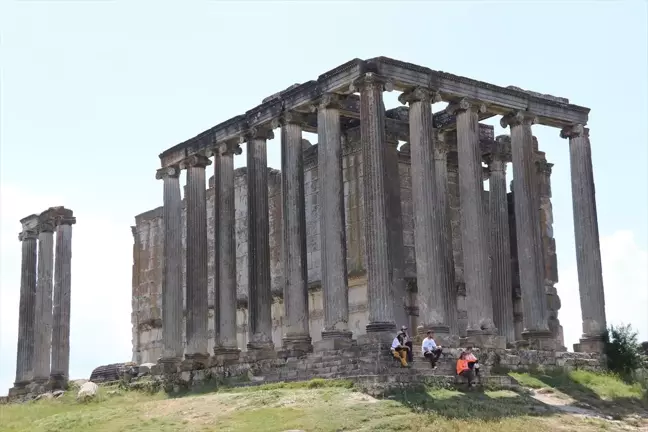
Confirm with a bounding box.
[13,207,75,392]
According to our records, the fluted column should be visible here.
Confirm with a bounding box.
[399,88,453,340]
[156,165,184,363]
[487,136,515,346]
[33,212,55,383]
[50,209,76,388]
[434,135,459,337]
[536,150,564,349]
[501,111,551,347]
[355,73,396,338]
[245,127,275,351]
[561,125,607,353]
[385,130,408,329]
[214,143,242,355]
[317,94,352,346]
[447,99,498,344]
[13,215,39,388]
[183,154,212,363]
[279,112,312,352]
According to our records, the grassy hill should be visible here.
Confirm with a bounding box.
[1,371,647,432]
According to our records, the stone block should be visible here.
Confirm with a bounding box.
[574,337,605,354]
[314,337,353,352]
[462,333,506,349]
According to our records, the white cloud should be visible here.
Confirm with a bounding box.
[559,230,648,350]
[0,185,132,396]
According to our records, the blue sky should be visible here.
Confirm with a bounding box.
[1,1,646,395]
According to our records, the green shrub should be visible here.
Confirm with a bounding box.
[605,324,643,381]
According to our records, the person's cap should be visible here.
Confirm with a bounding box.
[426,330,432,334]
[400,325,408,331]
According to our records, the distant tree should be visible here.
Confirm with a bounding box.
[605,324,643,381]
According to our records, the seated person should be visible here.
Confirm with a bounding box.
[390,332,410,367]
[464,346,480,377]
[456,352,476,388]
[400,325,414,362]
[421,330,443,369]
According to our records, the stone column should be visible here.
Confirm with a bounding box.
[156,165,184,365]
[501,111,552,349]
[487,137,515,346]
[399,88,453,343]
[316,94,353,349]
[355,73,396,339]
[214,142,242,357]
[536,150,565,349]
[434,134,459,337]
[561,125,607,353]
[279,112,312,353]
[50,209,76,389]
[183,154,212,364]
[508,182,524,342]
[33,212,55,383]
[447,149,468,337]
[385,130,408,330]
[13,215,39,389]
[245,127,275,352]
[447,99,500,348]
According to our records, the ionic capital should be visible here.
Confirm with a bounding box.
[272,111,307,129]
[397,87,442,105]
[180,154,212,170]
[445,98,487,116]
[56,215,77,226]
[37,219,56,234]
[155,165,181,180]
[18,229,38,242]
[500,110,537,129]
[350,72,394,93]
[536,158,554,176]
[486,135,512,167]
[433,138,449,161]
[315,93,343,111]
[488,159,507,174]
[560,124,588,140]
[386,129,400,147]
[216,140,243,157]
[240,125,274,143]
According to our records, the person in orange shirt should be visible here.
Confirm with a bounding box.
[464,346,480,378]
[456,352,476,388]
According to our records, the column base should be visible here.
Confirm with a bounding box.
[32,376,49,385]
[462,330,506,349]
[574,335,606,354]
[414,325,459,347]
[315,331,354,352]
[359,322,397,345]
[48,373,68,390]
[211,348,241,366]
[517,330,556,351]
[282,334,313,356]
[157,356,182,374]
[182,353,210,371]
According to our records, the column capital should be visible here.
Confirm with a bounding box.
[18,229,38,241]
[433,139,449,161]
[214,140,243,157]
[536,158,554,175]
[500,110,537,128]
[446,98,487,116]
[350,72,393,93]
[271,111,307,129]
[398,87,442,105]
[240,125,274,142]
[180,154,212,170]
[56,215,77,226]
[37,218,56,234]
[314,93,343,111]
[155,165,181,180]
[560,124,588,140]
[486,135,512,169]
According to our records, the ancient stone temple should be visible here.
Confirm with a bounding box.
[9,206,76,397]
[131,57,607,366]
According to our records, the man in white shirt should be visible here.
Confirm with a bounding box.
[421,330,443,369]
[390,332,410,367]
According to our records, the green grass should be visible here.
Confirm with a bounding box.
[1,377,645,432]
